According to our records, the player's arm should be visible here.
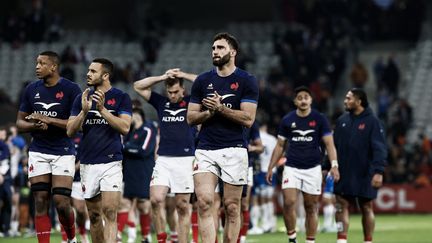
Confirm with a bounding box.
[67,89,91,137]
[266,136,286,184]
[322,134,340,182]
[100,111,131,136]
[25,112,68,130]
[202,91,256,128]
[186,102,214,125]
[171,68,197,82]
[16,111,48,132]
[133,73,167,101]
[249,137,264,154]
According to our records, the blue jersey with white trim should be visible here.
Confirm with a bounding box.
[148,92,195,156]
[19,78,81,155]
[190,68,259,150]
[278,109,332,169]
[71,87,132,164]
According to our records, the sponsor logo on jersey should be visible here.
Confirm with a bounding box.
[34,102,61,117]
[291,129,314,142]
[85,110,115,125]
[358,123,365,130]
[35,102,61,110]
[207,83,213,89]
[291,122,296,128]
[162,108,186,122]
[34,93,40,99]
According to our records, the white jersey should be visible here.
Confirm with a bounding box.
[259,130,277,173]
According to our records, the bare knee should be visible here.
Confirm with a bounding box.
[224,199,241,219]
[33,191,50,214]
[102,206,117,222]
[150,195,165,209]
[88,209,102,225]
[197,194,213,213]
[176,198,190,217]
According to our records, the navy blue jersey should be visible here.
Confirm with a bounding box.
[190,68,259,150]
[19,78,81,155]
[0,141,11,178]
[148,92,195,156]
[123,120,157,198]
[71,88,132,164]
[278,109,332,169]
[246,121,261,166]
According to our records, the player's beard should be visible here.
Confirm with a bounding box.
[213,53,230,67]
[87,75,103,88]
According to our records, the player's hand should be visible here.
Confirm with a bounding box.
[202,91,223,112]
[81,88,92,113]
[266,170,273,185]
[330,166,340,182]
[92,90,105,111]
[371,173,383,188]
[165,68,180,78]
[33,121,48,130]
[26,113,50,125]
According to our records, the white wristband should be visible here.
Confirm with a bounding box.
[331,160,339,168]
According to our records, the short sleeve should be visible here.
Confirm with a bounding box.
[18,84,32,113]
[241,75,259,104]
[189,75,204,104]
[70,94,83,116]
[119,93,132,116]
[277,116,290,139]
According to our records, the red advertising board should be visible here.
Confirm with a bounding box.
[374,184,432,213]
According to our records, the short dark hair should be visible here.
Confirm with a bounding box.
[132,107,145,121]
[165,78,184,88]
[350,88,369,108]
[39,51,60,67]
[294,86,312,97]
[213,32,239,51]
[92,58,114,78]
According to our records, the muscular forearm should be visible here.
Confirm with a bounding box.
[100,109,130,135]
[187,110,213,125]
[16,120,38,133]
[267,144,284,172]
[134,75,166,90]
[45,117,68,129]
[66,111,87,137]
[216,105,254,128]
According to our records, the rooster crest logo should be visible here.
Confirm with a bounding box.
[230,82,239,91]
[56,91,64,100]
[107,99,116,106]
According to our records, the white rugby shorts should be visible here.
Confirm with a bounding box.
[193,148,248,185]
[281,165,322,195]
[150,156,195,193]
[80,161,123,199]
[28,151,75,178]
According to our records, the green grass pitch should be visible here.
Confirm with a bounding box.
[1,214,430,242]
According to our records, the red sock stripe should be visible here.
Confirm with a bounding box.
[35,215,51,243]
[364,235,373,241]
[191,211,199,243]
[157,232,167,243]
[126,220,136,227]
[337,233,347,239]
[140,214,151,237]
[306,237,315,240]
[117,212,129,233]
